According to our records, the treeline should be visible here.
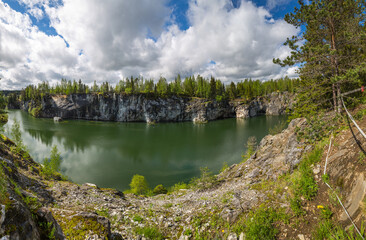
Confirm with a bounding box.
[21,75,299,102]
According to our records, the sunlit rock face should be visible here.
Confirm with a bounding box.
[20,92,293,122]
[234,92,293,119]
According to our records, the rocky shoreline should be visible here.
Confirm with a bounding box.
[19,92,294,123]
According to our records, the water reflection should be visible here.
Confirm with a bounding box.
[5,110,287,190]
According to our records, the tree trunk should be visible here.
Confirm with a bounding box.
[332,83,337,112]
[337,83,341,113]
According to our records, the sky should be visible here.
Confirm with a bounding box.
[0,0,301,90]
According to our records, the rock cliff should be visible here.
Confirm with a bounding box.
[20,92,293,123]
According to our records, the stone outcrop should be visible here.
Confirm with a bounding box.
[222,118,310,181]
[19,92,294,123]
[233,92,294,118]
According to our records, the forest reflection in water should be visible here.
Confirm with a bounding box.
[5,110,287,190]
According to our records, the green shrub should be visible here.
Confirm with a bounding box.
[292,166,318,200]
[242,136,257,162]
[11,119,23,148]
[269,120,287,135]
[355,108,366,120]
[43,145,62,177]
[0,112,8,124]
[153,184,167,195]
[291,146,322,201]
[169,182,188,192]
[30,106,42,117]
[220,162,229,173]
[189,167,218,190]
[129,174,149,195]
[245,207,279,240]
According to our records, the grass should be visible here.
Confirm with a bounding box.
[0,164,8,204]
[291,146,322,201]
[132,215,144,223]
[289,197,305,217]
[244,206,286,240]
[355,108,366,120]
[313,219,366,240]
[54,214,109,240]
[135,226,164,240]
[95,207,110,218]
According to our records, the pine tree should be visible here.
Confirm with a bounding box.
[274,0,366,115]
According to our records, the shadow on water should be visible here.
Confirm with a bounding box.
[5,110,288,191]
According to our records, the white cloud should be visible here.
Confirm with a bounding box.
[150,0,298,81]
[266,0,292,10]
[0,0,298,90]
[47,0,169,71]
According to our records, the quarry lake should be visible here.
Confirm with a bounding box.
[5,110,287,190]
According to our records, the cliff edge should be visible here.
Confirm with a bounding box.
[19,92,293,123]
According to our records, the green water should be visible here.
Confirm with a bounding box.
[4,110,287,191]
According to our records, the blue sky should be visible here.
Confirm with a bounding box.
[167,0,300,30]
[0,0,300,89]
[4,0,299,33]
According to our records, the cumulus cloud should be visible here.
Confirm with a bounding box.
[0,0,299,90]
[151,0,298,81]
[46,0,169,71]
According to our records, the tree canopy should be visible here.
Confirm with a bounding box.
[19,75,299,103]
[274,0,366,116]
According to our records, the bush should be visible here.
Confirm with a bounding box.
[292,166,318,200]
[269,120,287,135]
[10,118,28,156]
[0,112,8,124]
[43,145,62,177]
[129,174,149,195]
[242,136,257,162]
[30,106,42,117]
[291,146,322,201]
[11,119,23,147]
[189,167,218,190]
[169,182,188,192]
[153,184,167,195]
[245,207,279,240]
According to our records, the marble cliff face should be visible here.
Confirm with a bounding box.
[20,92,294,123]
